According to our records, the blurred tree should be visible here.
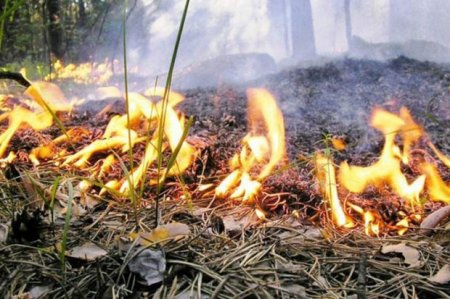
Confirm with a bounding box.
[46,0,64,59]
[0,0,119,68]
[290,0,316,60]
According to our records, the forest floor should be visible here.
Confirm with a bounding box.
[0,57,449,298]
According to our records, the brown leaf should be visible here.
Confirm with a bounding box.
[381,242,422,268]
[130,222,190,246]
[66,242,107,261]
[429,264,450,284]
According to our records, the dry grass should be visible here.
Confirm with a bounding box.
[0,176,448,299]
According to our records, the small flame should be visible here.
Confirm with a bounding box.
[396,218,409,236]
[315,153,354,228]
[420,163,450,204]
[215,88,285,202]
[349,204,380,236]
[0,107,53,157]
[331,137,346,151]
[339,107,425,206]
[46,60,114,85]
[428,142,450,168]
[0,82,70,158]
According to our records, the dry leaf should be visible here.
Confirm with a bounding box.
[66,242,107,261]
[130,222,190,246]
[222,216,242,233]
[281,284,307,298]
[0,223,8,242]
[128,249,166,286]
[29,285,52,298]
[429,264,450,284]
[381,242,421,267]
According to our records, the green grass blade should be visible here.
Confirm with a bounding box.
[155,0,190,227]
[49,176,61,226]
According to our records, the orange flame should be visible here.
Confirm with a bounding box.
[215,88,285,202]
[62,87,195,195]
[420,163,450,204]
[315,153,354,228]
[339,107,425,206]
[348,204,380,236]
[0,82,71,159]
[46,59,114,85]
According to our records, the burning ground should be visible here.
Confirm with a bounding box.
[0,57,449,298]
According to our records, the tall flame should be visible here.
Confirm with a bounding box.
[315,153,354,228]
[215,88,285,202]
[420,163,450,204]
[339,107,426,206]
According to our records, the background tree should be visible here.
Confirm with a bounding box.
[46,0,64,60]
[290,0,316,60]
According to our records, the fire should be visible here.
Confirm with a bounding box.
[62,87,195,195]
[420,163,450,204]
[1,74,448,237]
[46,59,114,85]
[428,142,450,168]
[348,204,380,236]
[215,88,285,202]
[339,107,426,206]
[337,106,449,235]
[315,153,354,228]
[0,82,71,158]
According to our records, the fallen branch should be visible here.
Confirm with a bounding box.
[0,71,31,88]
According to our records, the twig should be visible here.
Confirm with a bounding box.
[357,253,367,299]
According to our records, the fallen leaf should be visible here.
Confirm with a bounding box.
[128,249,166,286]
[429,264,450,284]
[0,223,8,242]
[66,242,107,261]
[130,222,190,246]
[29,285,52,298]
[281,284,307,298]
[222,216,242,233]
[381,242,421,267]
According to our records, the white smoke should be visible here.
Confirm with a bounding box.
[120,0,450,87]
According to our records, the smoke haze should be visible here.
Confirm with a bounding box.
[98,0,450,88]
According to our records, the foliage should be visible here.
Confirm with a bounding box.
[0,0,121,66]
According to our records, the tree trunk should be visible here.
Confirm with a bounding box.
[78,0,86,24]
[46,0,64,60]
[290,0,316,60]
[344,0,352,52]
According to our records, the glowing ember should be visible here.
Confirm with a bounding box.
[315,153,354,228]
[215,88,285,202]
